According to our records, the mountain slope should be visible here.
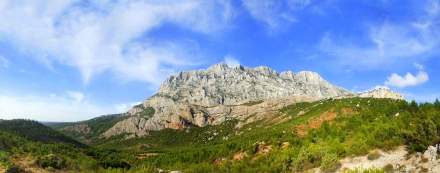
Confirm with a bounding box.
[48,114,125,144]
[103,64,353,138]
[97,98,440,173]
[0,119,85,147]
[0,119,132,172]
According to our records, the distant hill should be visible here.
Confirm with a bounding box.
[0,119,132,172]
[47,114,125,144]
[0,119,84,147]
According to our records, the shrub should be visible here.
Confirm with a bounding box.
[343,167,385,173]
[36,154,66,169]
[5,165,24,173]
[0,151,9,164]
[383,164,393,173]
[321,152,340,172]
[367,151,381,160]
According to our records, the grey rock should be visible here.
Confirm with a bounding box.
[358,86,404,100]
[62,124,91,135]
[103,64,351,138]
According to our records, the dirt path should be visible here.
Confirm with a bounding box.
[0,164,5,173]
[338,146,440,173]
[338,146,408,172]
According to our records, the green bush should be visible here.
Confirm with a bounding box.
[367,151,381,160]
[321,152,340,172]
[0,151,9,164]
[36,154,66,169]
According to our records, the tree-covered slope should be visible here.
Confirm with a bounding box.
[0,119,85,147]
[0,120,132,173]
[47,114,126,143]
[91,98,440,173]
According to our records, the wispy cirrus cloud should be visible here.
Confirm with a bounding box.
[0,56,9,69]
[223,55,241,67]
[241,0,312,30]
[0,92,125,121]
[318,0,440,69]
[0,0,235,85]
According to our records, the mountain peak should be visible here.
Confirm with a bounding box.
[359,86,404,100]
[103,64,353,137]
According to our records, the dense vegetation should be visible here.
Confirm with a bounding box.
[0,120,131,172]
[48,114,126,143]
[96,98,440,173]
[2,98,440,173]
[0,119,84,147]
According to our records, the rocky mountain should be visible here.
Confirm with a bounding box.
[58,64,405,139]
[102,64,353,138]
[359,87,404,100]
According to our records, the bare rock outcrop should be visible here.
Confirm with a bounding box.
[358,86,404,100]
[103,64,351,138]
[62,124,91,135]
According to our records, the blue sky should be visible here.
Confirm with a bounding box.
[0,0,439,121]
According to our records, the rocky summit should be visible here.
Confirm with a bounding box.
[102,64,403,138]
[358,87,405,100]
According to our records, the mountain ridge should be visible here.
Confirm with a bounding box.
[99,64,404,138]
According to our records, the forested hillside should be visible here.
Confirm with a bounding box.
[2,98,440,173]
[0,120,131,173]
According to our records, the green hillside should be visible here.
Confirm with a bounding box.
[48,114,126,143]
[94,98,440,173]
[2,98,440,173]
[0,119,85,147]
[0,120,132,172]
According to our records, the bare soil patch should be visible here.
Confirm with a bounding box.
[295,111,337,137]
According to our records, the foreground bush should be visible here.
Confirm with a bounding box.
[36,154,66,169]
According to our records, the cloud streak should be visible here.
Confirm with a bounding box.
[241,0,311,30]
[0,92,131,122]
[318,0,440,69]
[385,71,429,88]
[0,0,234,85]
[0,56,9,68]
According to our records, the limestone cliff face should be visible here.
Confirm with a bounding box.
[358,87,404,100]
[103,64,351,138]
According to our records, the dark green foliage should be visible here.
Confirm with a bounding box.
[5,98,440,173]
[0,119,84,147]
[383,164,394,173]
[82,114,126,138]
[135,107,155,119]
[0,121,123,172]
[85,149,131,169]
[5,166,24,173]
[49,114,126,143]
[36,154,66,169]
[367,151,381,160]
[101,98,440,173]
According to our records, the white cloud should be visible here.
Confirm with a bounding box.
[0,0,234,85]
[223,55,241,67]
[114,102,142,113]
[0,56,9,68]
[0,91,142,122]
[319,23,437,68]
[385,70,429,88]
[66,91,85,103]
[318,0,440,68]
[241,0,310,30]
